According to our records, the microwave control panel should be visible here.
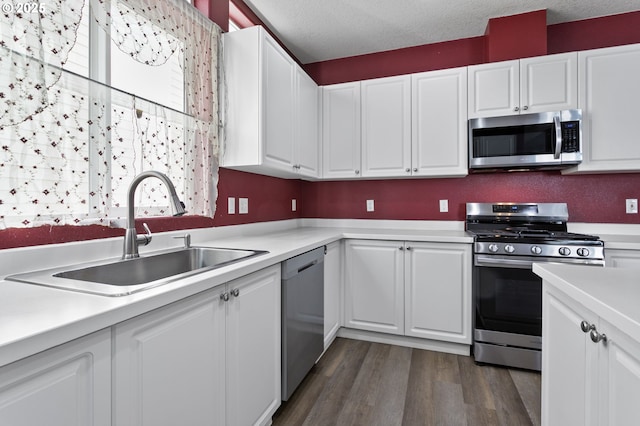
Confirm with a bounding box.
[561,121,580,152]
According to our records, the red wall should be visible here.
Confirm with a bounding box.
[301,172,640,225]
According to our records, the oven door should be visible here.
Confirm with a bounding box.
[474,255,543,344]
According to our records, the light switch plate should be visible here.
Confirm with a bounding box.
[239,198,249,214]
[227,197,235,214]
[366,200,375,212]
[439,199,449,213]
[291,199,297,212]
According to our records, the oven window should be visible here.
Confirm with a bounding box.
[475,266,542,336]
[473,123,554,157]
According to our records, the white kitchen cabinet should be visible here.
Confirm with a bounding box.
[606,249,640,268]
[411,67,468,177]
[564,43,640,174]
[0,329,111,426]
[542,284,640,426]
[225,265,281,426]
[404,242,471,344]
[114,265,281,426]
[361,75,411,177]
[322,82,362,178]
[344,240,405,335]
[344,239,472,345]
[223,26,319,179]
[468,52,577,118]
[324,241,342,348]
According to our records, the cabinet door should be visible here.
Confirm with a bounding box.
[598,319,640,426]
[296,70,320,177]
[361,75,411,177]
[322,82,361,178]
[344,240,404,335]
[542,288,598,426]
[570,44,640,173]
[468,60,519,118]
[605,249,640,268]
[113,290,225,426]
[263,35,296,172]
[324,241,342,348]
[404,242,471,344]
[0,330,111,426]
[520,52,577,114]
[412,67,468,177]
[226,265,281,426]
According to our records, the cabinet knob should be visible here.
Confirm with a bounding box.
[413,168,418,173]
[523,105,529,111]
[580,320,595,333]
[399,246,405,250]
[406,168,411,173]
[590,329,607,344]
[514,106,520,112]
[406,246,412,251]
[220,292,230,302]
[355,170,360,175]
[231,288,240,297]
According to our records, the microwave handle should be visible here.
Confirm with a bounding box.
[553,114,562,159]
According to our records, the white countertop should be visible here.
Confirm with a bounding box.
[533,263,640,343]
[0,223,472,367]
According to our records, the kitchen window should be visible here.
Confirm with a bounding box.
[0,0,221,229]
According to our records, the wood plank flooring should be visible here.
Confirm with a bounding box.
[273,338,541,426]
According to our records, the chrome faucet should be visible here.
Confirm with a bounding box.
[123,171,186,259]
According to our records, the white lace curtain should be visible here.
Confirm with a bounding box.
[0,0,221,228]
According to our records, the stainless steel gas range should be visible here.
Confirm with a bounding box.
[466,202,604,371]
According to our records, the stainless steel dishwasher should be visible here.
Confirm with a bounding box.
[281,246,325,401]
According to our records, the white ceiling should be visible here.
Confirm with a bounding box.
[240,0,640,64]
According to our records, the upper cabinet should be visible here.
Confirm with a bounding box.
[564,43,640,174]
[322,68,468,179]
[223,26,319,179]
[361,75,412,177]
[322,82,362,179]
[468,52,577,118]
[412,67,468,177]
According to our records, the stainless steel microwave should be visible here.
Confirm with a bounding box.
[468,109,582,171]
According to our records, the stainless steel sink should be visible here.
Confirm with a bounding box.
[7,247,268,296]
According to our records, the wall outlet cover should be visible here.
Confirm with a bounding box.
[227,197,236,215]
[626,198,638,214]
[239,198,249,214]
[292,199,297,212]
[439,199,449,213]
[366,200,375,212]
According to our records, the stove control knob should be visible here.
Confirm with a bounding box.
[504,244,515,253]
[577,248,590,257]
[559,247,572,256]
[531,246,542,255]
[488,243,499,253]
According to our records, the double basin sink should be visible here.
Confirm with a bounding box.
[7,247,268,297]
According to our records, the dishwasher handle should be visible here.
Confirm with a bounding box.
[297,260,318,274]
[281,246,325,280]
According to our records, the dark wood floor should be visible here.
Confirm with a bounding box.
[273,338,541,426]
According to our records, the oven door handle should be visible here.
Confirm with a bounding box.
[475,255,534,269]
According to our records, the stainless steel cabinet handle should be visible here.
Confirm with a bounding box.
[590,329,607,344]
[220,292,229,302]
[231,288,240,297]
[580,320,595,333]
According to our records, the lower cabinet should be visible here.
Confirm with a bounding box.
[605,248,640,268]
[0,329,111,426]
[542,285,640,425]
[324,241,342,348]
[113,265,281,426]
[344,239,471,344]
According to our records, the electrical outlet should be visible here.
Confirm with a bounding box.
[292,199,297,212]
[366,199,375,212]
[626,198,638,214]
[439,199,449,213]
[227,197,235,214]
[239,198,249,214]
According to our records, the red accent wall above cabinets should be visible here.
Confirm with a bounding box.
[301,172,640,225]
[484,10,548,62]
